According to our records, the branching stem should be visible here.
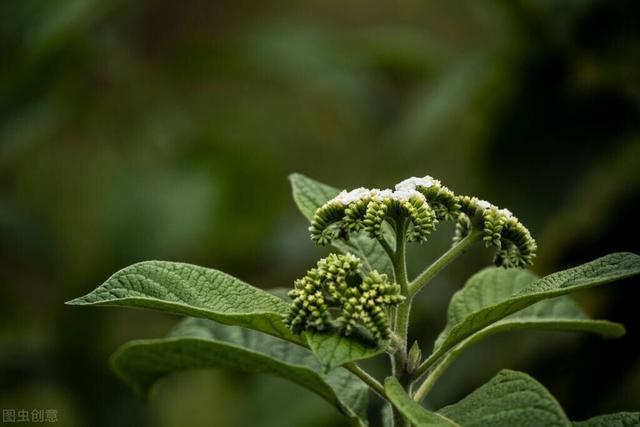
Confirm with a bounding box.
[408,231,482,297]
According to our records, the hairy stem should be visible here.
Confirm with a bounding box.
[412,344,463,402]
[344,363,386,399]
[379,236,396,267]
[391,219,411,427]
[408,231,481,297]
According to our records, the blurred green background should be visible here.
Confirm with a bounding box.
[1,0,639,426]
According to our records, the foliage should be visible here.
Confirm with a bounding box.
[69,173,640,426]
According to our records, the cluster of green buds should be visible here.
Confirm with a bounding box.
[284,253,405,344]
[309,176,459,246]
[455,196,537,268]
[308,175,536,269]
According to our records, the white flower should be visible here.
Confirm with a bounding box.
[499,208,513,218]
[395,176,440,191]
[370,188,394,199]
[391,189,426,202]
[332,187,371,205]
[474,198,493,210]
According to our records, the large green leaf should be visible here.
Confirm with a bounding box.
[384,377,458,426]
[573,412,640,426]
[306,332,383,372]
[112,318,369,427]
[67,261,300,343]
[430,253,640,363]
[289,173,394,277]
[438,370,570,427]
[426,267,625,376]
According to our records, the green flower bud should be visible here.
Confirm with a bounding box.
[456,196,536,268]
[284,253,405,345]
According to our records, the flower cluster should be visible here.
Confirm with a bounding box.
[455,196,537,268]
[309,176,458,246]
[309,175,537,269]
[284,254,405,343]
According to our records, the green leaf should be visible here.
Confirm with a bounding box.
[430,267,625,365]
[306,332,384,372]
[289,173,394,277]
[384,377,458,426]
[431,253,640,362]
[67,261,301,344]
[112,318,369,427]
[573,412,640,426]
[438,370,570,427]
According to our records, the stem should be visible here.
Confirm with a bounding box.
[344,363,386,399]
[379,236,396,266]
[412,338,469,402]
[407,231,481,297]
[391,219,411,427]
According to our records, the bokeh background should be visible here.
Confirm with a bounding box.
[1,0,639,426]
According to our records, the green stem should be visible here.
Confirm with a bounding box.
[379,236,396,265]
[344,363,386,399]
[407,231,481,297]
[412,337,471,402]
[391,219,411,427]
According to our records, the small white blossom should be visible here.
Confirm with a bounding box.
[332,187,371,205]
[499,208,513,218]
[474,198,494,210]
[391,189,426,202]
[395,176,440,191]
[370,188,394,199]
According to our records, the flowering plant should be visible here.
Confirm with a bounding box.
[69,173,640,426]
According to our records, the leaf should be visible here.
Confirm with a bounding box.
[573,412,640,426]
[67,261,301,344]
[438,370,570,427]
[306,332,384,372]
[431,253,640,362]
[384,377,458,427]
[429,267,625,367]
[112,318,369,427]
[289,173,394,277]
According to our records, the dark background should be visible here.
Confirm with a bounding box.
[1,0,639,426]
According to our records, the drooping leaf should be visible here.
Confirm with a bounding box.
[426,267,625,374]
[384,377,458,426]
[67,261,301,344]
[573,412,640,426]
[289,173,394,277]
[306,332,384,372]
[438,370,570,427]
[431,253,640,362]
[112,318,369,427]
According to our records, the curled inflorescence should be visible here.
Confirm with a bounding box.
[308,175,537,269]
[284,253,405,343]
[455,196,537,268]
[309,176,460,246]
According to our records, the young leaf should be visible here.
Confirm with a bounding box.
[67,261,301,344]
[384,377,458,426]
[289,173,394,277]
[431,253,640,363]
[438,370,571,427]
[306,332,384,372]
[112,318,369,427]
[573,412,640,426]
